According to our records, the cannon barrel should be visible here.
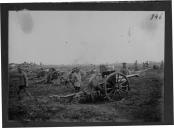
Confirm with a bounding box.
[126,74,140,78]
[126,68,152,78]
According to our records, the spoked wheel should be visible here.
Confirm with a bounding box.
[104,72,129,101]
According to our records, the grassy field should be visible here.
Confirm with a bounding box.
[8,67,164,122]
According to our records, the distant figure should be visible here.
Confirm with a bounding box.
[71,67,82,92]
[143,61,149,69]
[160,61,164,69]
[134,60,138,71]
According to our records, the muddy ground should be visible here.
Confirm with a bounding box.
[9,68,164,123]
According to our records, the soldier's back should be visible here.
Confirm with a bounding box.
[9,70,25,98]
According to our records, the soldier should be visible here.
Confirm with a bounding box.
[16,67,29,98]
[46,68,56,83]
[120,63,130,75]
[71,67,82,92]
[143,61,149,69]
[9,66,30,100]
[134,60,138,71]
[160,60,164,69]
[37,67,44,78]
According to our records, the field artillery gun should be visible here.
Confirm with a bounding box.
[87,64,152,102]
[87,72,139,102]
[49,65,139,103]
[33,68,65,84]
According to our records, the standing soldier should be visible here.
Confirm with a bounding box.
[71,67,82,92]
[134,60,138,71]
[120,63,129,75]
[160,60,164,69]
[9,66,30,100]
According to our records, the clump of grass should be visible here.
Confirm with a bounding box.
[9,98,51,122]
[61,107,100,121]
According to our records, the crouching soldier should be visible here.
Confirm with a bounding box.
[46,68,57,83]
[71,67,81,92]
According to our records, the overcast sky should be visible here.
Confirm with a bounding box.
[9,11,164,65]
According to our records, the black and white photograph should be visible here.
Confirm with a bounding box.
[1,1,173,127]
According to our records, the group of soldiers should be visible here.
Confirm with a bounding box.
[9,65,83,100]
[45,67,82,92]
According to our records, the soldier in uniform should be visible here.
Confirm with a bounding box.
[46,68,56,83]
[9,66,30,100]
[16,67,29,99]
[71,67,82,92]
[120,63,130,75]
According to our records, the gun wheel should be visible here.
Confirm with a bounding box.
[104,72,129,101]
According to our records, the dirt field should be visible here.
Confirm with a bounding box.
[9,68,164,122]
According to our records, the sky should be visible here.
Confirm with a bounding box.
[9,11,164,65]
